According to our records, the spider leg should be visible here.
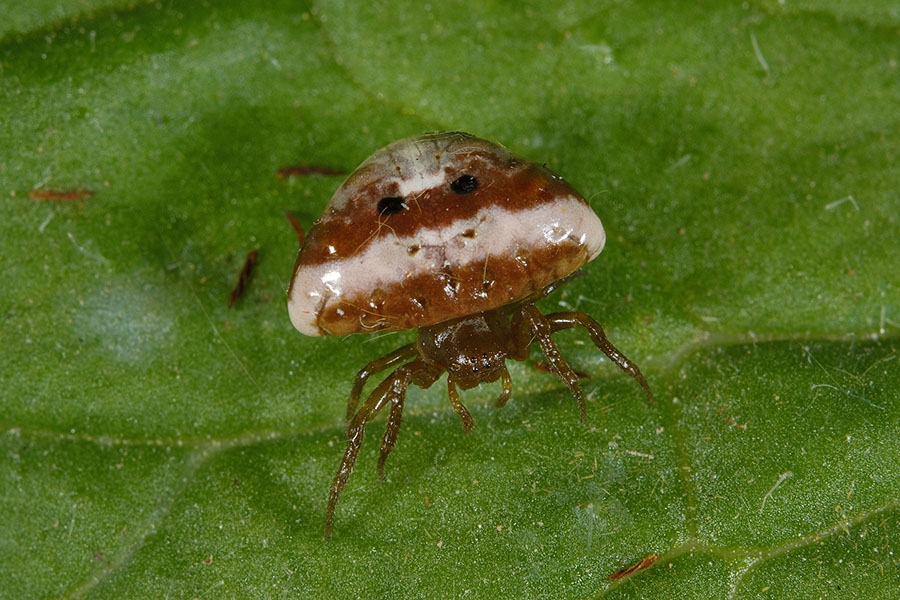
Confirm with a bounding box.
[327,381,393,538]
[376,360,442,479]
[545,311,653,402]
[326,358,439,538]
[345,343,418,421]
[495,365,512,408]
[447,378,475,433]
[512,304,587,421]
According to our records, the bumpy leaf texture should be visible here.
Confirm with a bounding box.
[1,1,898,598]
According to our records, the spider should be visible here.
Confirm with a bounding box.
[286,132,652,536]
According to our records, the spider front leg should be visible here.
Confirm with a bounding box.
[376,361,443,478]
[344,343,418,420]
[326,358,441,538]
[545,311,653,402]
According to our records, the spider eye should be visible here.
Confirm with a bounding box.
[450,174,478,194]
[377,197,406,216]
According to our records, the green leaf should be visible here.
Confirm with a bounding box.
[2,1,898,598]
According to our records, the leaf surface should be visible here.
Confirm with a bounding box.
[2,1,898,598]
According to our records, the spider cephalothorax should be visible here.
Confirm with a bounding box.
[286,132,653,537]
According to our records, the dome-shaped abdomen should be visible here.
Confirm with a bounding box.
[288,132,605,336]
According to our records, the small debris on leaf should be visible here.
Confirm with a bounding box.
[29,189,94,201]
[228,249,259,308]
[276,165,345,178]
[285,211,306,246]
[607,552,659,581]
